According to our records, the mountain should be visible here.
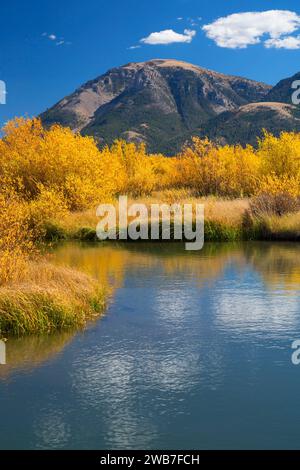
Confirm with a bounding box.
[265,72,300,104]
[41,59,271,154]
[41,59,300,153]
[200,102,300,146]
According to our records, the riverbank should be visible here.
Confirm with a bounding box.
[0,260,107,336]
[44,194,300,243]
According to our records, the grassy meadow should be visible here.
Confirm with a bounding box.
[1,117,300,334]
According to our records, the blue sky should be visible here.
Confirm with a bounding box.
[1,0,300,125]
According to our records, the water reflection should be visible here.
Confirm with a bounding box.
[214,281,300,337]
[2,241,300,377]
[0,332,74,380]
[245,243,300,291]
[50,241,300,292]
[1,242,300,449]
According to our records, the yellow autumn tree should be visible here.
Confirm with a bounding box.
[257,131,300,196]
[0,118,115,210]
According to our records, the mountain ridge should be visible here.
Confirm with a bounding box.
[41,59,300,154]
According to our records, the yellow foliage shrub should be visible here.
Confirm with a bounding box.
[258,131,300,179]
[174,137,260,197]
[0,194,33,285]
[0,118,114,209]
[27,186,68,239]
[259,174,300,198]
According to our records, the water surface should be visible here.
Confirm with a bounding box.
[1,242,300,449]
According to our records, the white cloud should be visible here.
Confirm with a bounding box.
[141,29,196,45]
[128,45,141,50]
[265,35,300,49]
[42,33,71,46]
[203,10,300,49]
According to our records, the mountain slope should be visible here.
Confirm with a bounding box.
[41,59,271,154]
[265,72,300,104]
[199,102,300,146]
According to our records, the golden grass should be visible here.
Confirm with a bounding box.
[56,207,98,237]
[55,192,249,235]
[0,260,107,336]
[48,192,300,243]
[259,212,300,239]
